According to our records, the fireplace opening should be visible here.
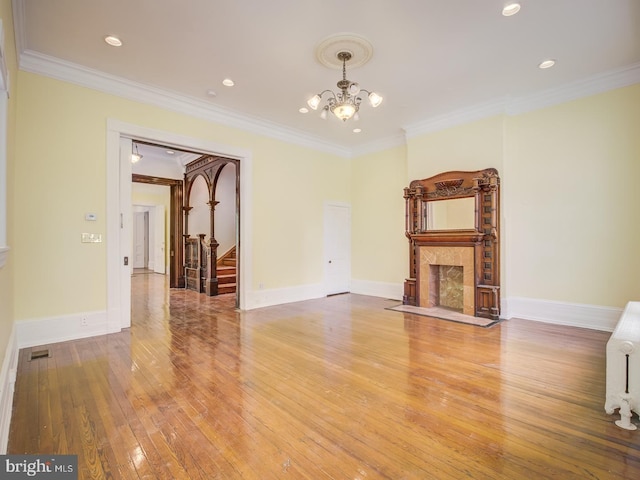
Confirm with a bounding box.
[429,265,464,313]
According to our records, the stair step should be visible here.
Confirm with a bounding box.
[217,266,236,274]
[217,274,236,285]
[218,283,236,294]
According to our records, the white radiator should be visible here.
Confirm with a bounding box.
[605,301,640,430]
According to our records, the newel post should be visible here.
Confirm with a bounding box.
[204,200,220,296]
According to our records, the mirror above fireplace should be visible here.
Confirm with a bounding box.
[425,197,475,231]
[403,168,500,320]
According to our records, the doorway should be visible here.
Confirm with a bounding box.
[132,203,166,274]
[131,145,240,301]
[106,119,253,332]
[132,210,149,270]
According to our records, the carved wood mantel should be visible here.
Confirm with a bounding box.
[403,168,500,319]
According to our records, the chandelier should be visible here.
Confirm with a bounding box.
[307,51,383,122]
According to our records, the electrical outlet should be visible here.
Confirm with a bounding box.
[258,283,264,290]
[81,233,102,243]
[81,317,88,327]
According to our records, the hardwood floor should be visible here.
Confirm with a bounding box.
[8,274,640,479]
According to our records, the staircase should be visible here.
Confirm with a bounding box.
[217,247,236,295]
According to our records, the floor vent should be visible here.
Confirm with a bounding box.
[29,349,51,361]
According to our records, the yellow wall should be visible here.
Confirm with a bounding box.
[250,137,350,289]
[405,115,507,295]
[505,84,640,306]
[351,145,407,283]
[407,115,505,181]
[8,27,640,328]
[0,0,18,366]
[403,85,640,308]
[14,72,349,320]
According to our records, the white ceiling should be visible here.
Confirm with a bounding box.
[130,142,199,177]
[14,0,640,155]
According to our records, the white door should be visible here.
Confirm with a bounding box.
[133,211,147,268]
[324,203,351,295]
[153,205,166,274]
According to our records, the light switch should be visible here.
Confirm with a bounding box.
[81,233,102,243]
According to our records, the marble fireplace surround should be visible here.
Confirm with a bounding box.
[419,246,475,316]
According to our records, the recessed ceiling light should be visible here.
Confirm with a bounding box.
[502,3,521,16]
[353,128,362,133]
[299,107,309,114]
[104,35,122,47]
[538,59,556,69]
[207,89,217,97]
[222,78,235,87]
[166,150,175,155]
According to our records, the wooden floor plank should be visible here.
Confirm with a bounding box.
[7,274,640,479]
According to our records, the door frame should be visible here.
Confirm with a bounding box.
[132,174,182,286]
[152,204,165,274]
[131,202,166,274]
[106,119,253,332]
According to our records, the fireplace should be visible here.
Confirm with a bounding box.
[419,246,475,316]
[403,168,500,319]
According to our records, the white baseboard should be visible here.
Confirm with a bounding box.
[350,279,403,301]
[16,310,109,349]
[504,296,622,332]
[0,325,18,454]
[245,283,325,310]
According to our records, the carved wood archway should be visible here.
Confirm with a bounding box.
[183,155,240,297]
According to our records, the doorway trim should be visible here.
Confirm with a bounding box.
[106,119,253,332]
[132,174,183,287]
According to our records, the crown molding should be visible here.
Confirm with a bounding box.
[351,132,406,157]
[403,98,507,138]
[405,62,640,138]
[506,62,640,115]
[15,46,640,158]
[18,50,352,158]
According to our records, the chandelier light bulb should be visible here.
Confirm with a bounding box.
[320,108,328,120]
[307,94,322,110]
[332,103,357,121]
[368,92,383,108]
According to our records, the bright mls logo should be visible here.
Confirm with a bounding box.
[1,455,77,479]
